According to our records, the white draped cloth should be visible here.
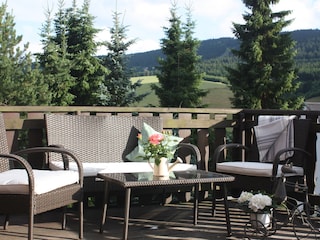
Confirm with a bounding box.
[254,115,296,163]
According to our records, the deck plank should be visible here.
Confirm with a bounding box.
[0,200,317,239]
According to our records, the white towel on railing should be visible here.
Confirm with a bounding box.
[254,115,296,162]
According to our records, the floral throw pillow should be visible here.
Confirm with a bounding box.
[126,122,183,162]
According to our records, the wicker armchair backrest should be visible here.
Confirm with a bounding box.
[45,114,163,164]
[0,113,11,172]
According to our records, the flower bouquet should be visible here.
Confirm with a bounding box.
[126,123,183,177]
[238,191,278,229]
[238,191,274,213]
[138,131,178,165]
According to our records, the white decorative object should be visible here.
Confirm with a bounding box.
[250,212,271,229]
[238,191,273,213]
[149,157,183,179]
[153,157,169,177]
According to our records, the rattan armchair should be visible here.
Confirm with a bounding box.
[0,113,83,240]
[212,117,312,196]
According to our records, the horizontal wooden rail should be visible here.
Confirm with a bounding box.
[0,106,240,114]
[0,106,240,130]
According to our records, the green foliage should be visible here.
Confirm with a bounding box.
[154,4,207,108]
[0,2,50,105]
[50,0,108,106]
[36,0,110,106]
[36,3,75,106]
[68,1,109,105]
[203,74,228,84]
[293,30,320,99]
[227,0,304,109]
[101,11,147,106]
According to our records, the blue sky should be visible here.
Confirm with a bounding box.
[4,0,320,55]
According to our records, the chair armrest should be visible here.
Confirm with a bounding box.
[272,147,311,179]
[212,143,250,171]
[0,153,35,195]
[48,144,70,170]
[178,143,202,169]
[14,146,83,187]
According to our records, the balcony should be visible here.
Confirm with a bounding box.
[0,106,319,239]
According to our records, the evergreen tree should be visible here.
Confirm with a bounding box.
[153,4,206,107]
[101,11,147,106]
[179,8,208,107]
[64,0,108,105]
[227,0,303,109]
[37,3,75,106]
[0,2,50,105]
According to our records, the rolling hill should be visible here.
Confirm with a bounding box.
[131,76,233,108]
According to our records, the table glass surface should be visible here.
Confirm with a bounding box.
[97,170,234,188]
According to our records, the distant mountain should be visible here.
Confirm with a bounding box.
[128,29,320,75]
[128,37,239,72]
[128,49,163,73]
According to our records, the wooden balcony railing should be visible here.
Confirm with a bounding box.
[1,106,319,191]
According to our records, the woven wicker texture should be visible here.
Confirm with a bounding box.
[0,113,10,172]
[45,114,163,164]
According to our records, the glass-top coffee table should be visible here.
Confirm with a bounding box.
[98,170,235,240]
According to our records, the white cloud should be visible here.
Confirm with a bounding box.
[130,39,160,53]
[272,0,320,31]
[185,0,245,39]
[28,42,43,56]
[3,0,320,55]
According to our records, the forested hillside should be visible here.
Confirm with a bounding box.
[128,29,320,99]
[293,30,320,98]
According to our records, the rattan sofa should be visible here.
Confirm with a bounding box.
[45,114,201,206]
[0,113,83,240]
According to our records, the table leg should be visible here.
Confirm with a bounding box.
[100,181,109,233]
[193,183,199,225]
[212,183,216,216]
[222,183,232,236]
[123,188,131,240]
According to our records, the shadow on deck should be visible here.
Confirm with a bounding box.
[0,199,317,239]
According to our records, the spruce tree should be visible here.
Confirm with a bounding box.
[37,4,75,106]
[0,2,50,105]
[63,0,108,105]
[101,11,147,106]
[153,4,206,107]
[228,0,303,109]
[180,8,208,107]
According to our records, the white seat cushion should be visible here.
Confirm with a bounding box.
[216,161,303,177]
[50,161,196,176]
[0,169,79,195]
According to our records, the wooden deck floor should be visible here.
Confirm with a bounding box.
[0,199,318,239]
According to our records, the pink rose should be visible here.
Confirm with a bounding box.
[149,133,164,145]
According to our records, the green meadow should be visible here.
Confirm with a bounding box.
[131,76,233,108]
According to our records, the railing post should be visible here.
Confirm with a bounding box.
[306,115,318,194]
[26,113,46,169]
[3,112,20,153]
